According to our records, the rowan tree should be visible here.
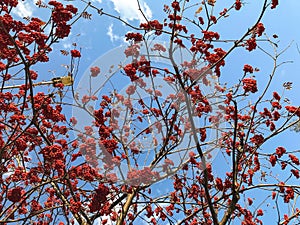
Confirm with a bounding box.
[0,0,300,225]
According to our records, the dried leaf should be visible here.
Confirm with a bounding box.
[36,0,48,8]
[23,16,31,22]
[195,6,203,14]
[284,98,290,104]
[81,11,92,20]
[60,50,69,56]
[283,82,292,90]
[208,0,216,6]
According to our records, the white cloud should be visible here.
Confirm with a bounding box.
[13,1,33,18]
[63,43,72,49]
[110,0,152,22]
[106,24,123,42]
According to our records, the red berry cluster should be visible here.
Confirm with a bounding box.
[242,78,258,93]
[140,20,163,35]
[49,1,77,38]
[125,32,143,42]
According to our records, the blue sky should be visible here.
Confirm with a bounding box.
[9,0,300,224]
